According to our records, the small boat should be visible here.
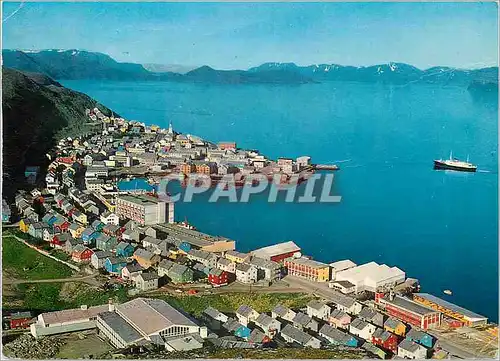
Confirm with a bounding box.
[443,289,453,295]
[434,151,477,172]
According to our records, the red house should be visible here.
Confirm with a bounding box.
[53,220,70,233]
[51,233,72,249]
[372,328,400,353]
[5,312,32,329]
[56,156,75,164]
[208,269,228,287]
[71,245,93,263]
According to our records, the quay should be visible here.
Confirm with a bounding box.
[313,164,340,171]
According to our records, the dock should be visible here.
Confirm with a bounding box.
[314,164,339,171]
[307,164,340,171]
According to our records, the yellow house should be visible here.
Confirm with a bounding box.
[225,250,250,264]
[73,212,88,225]
[151,125,160,132]
[19,218,32,233]
[384,318,407,336]
[133,249,161,269]
[69,224,85,238]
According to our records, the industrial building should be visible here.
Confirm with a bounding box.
[30,304,109,338]
[376,294,441,330]
[329,259,357,280]
[96,298,206,349]
[116,194,174,225]
[155,223,235,252]
[284,257,330,282]
[251,241,301,263]
[334,261,405,293]
[413,293,488,327]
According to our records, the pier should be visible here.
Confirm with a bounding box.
[314,164,340,171]
[301,164,340,172]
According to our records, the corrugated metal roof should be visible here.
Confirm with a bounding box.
[116,298,197,336]
[98,311,143,344]
[251,241,300,260]
[414,293,487,320]
[386,295,438,317]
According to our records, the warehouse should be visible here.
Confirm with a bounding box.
[413,293,488,327]
[251,241,301,263]
[329,259,357,280]
[96,298,206,348]
[375,294,441,330]
[31,304,109,338]
[334,261,405,293]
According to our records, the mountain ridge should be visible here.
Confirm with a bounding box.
[3,49,498,86]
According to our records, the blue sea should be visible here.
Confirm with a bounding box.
[117,178,155,192]
[63,80,498,321]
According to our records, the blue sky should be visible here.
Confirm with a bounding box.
[2,2,498,69]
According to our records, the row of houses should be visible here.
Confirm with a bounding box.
[201,298,439,359]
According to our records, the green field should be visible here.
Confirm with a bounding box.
[4,282,130,312]
[208,347,367,359]
[156,292,315,317]
[2,236,74,280]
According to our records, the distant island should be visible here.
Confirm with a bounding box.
[3,49,498,86]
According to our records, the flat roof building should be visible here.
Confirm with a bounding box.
[96,298,204,349]
[376,294,441,330]
[413,293,487,327]
[335,261,405,293]
[251,241,301,263]
[284,257,330,282]
[116,194,174,226]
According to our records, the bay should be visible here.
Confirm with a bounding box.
[62,79,498,321]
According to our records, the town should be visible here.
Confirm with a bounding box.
[1,108,498,359]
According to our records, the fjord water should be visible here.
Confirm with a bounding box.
[63,80,498,321]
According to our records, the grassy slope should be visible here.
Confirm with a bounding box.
[155,292,315,317]
[2,67,115,201]
[2,236,73,280]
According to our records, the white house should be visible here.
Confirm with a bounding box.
[135,272,159,291]
[271,305,296,322]
[236,305,259,327]
[349,318,377,341]
[216,258,236,274]
[121,263,143,280]
[280,324,321,349]
[331,293,363,315]
[397,339,428,359]
[100,211,119,225]
[306,300,331,321]
[91,250,113,269]
[235,263,257,284]
[254,313,281,338]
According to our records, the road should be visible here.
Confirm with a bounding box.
[283,275,351,301]
[3,273,98,285]
[431,335,479,359]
